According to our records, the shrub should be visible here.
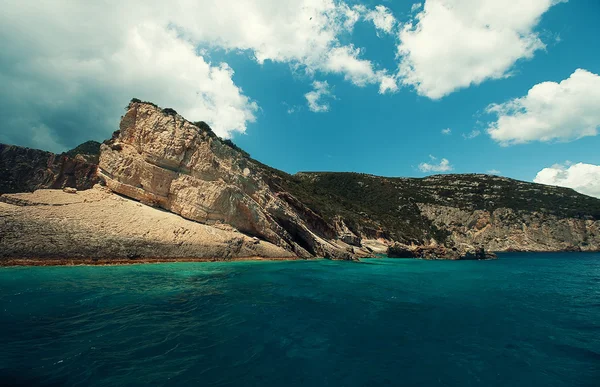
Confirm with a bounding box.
[222,139,250,158]
[192,121,217,137]
[126,98,158,109]
[162,108,178,116]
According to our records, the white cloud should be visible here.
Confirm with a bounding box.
[305,81,334,113]
[364,5,397,34]
[283,102,300,114]
[0,1,264,150]
[534,162,600,198]
[487,169,501,175]
[378,74,399,94]
[418,156,453,172]
[411,3,423,13]
[462,130,481,139]
[396,0,564,99]
[487,69,600,145]
[0,0,397,151]
[324,46,391,90]
[170,0,394,92]
[441,128,451,135]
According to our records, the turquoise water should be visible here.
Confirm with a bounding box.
[1,253,599,386]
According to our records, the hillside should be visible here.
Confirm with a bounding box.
[274,172,600,243]
[1,100,599,261]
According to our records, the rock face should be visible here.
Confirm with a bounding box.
[98,102,363,260]
[418,204,600,252]
[64,140,101,164]
[0,144,98,193]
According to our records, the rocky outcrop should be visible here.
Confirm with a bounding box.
[418,204,600,252]
[284,171,600,256]
[64,140,101,164]
[387,242,496,260]
[0,144,98,193]
[98,102,364,260]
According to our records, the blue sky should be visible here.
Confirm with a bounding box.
[1,0,599,197]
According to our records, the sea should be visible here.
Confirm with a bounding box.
[1,253,599,386]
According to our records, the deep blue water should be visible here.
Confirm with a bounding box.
[1,253,599,386]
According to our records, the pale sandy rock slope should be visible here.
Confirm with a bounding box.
[0,187,294,263]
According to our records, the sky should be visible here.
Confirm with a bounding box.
[1,0,599,198]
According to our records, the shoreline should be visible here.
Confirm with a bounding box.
[0,256,305,267]
[3,251,599,267]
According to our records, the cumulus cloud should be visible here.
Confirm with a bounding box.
[487,169,501,175]
[0,0,396,152]
[170,0,395,91]
[441,128,451,135]
[305,81,334,113]
[418,155,453,173]
[534,162,600,198]
[486,69,600,145]
[397,0,564,99]
[364,5,397,34]
[324,46,394,91]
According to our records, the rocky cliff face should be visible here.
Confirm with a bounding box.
[0,144,98,193]
[98,102,364,259]
[418,204,600,252]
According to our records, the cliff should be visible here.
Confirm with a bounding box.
[1,100,599,263]
[0,143,98,193]
[98,102,362,260]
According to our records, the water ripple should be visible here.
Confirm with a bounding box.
[1,254,600,386]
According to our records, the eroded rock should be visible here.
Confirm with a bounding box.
[0,144,98,194]
[98,102,364,259]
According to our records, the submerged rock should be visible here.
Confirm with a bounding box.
[387,242,497,260]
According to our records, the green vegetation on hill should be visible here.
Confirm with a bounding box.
[64,141,101,158]
[279,172,600,240]
[256,168,600,244]
[269,172,450,243]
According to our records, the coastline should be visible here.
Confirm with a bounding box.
[0,256,304,267]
